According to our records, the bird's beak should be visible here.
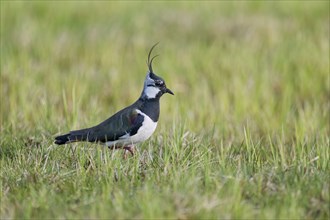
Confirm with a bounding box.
[165,88,174,95]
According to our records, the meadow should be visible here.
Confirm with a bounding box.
[1,1,329,219]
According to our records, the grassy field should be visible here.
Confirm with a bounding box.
[1,1,329,219]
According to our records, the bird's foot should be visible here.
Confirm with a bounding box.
[123,145,135,159]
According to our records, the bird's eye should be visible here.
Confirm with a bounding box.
[155,80,164,86]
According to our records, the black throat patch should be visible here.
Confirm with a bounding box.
[138,98,160,122]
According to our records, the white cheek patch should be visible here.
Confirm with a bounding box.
[145,86,160,99]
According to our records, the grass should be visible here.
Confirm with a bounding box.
[1,1,329,219]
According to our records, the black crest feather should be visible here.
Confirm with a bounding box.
[147,42,160,73]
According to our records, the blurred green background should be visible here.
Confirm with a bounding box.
[1,1,329,219]
[2,1,328,136]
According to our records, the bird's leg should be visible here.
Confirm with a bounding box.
[123,145,135,159]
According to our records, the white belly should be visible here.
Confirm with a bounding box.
[105,110,157,147]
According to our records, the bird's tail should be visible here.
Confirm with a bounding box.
[54,133,71,145]
[54,128,90,145]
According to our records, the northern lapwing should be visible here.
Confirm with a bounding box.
[54,43,174,157]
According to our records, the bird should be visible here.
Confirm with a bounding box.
[54,43,174,157]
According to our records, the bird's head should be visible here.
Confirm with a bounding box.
[141,43,174,100]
